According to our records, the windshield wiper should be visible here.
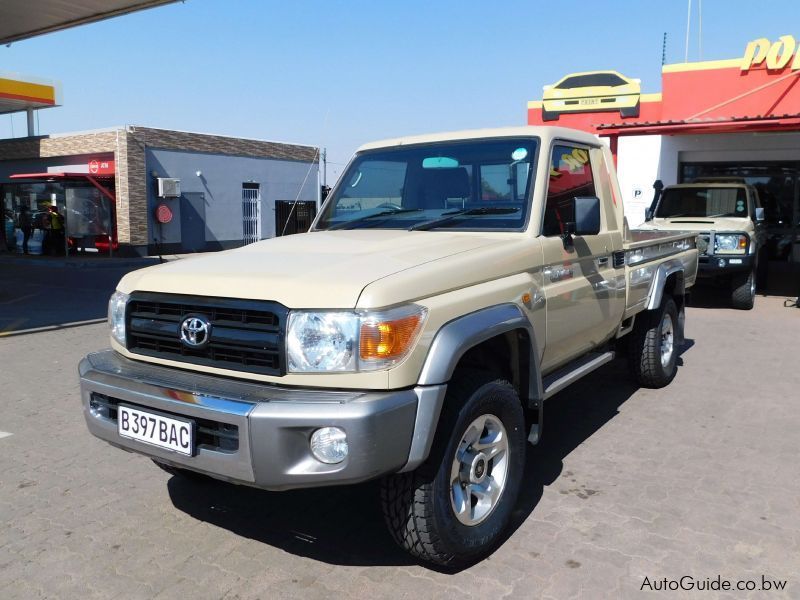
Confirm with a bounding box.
[705,213,735,218]
[326,208,423,230]
[409,207,520,231]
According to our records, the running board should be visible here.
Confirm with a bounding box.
[542,351,615,400]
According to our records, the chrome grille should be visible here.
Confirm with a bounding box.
[126,292,287,376]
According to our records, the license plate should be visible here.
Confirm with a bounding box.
[579,97,600,105]
[118,405,194,456]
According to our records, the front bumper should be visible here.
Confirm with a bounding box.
[697,253,754,277]
[80,350,438,490]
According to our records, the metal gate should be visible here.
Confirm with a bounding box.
[275,200,317,236]
[242,184,261,245]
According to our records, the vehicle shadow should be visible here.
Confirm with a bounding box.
[687,284,733,309]
[167,350,693,570]
[167,469,413,566]
[502,358,640,546]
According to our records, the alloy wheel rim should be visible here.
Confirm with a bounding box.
[449,414,509,526]
[660,313,674,368]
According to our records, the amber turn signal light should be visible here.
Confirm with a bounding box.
[359,307,426,362]
[360,314,424,360]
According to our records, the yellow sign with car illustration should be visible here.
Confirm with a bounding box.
[541,70,641,121]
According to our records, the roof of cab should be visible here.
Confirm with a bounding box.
[357,126,602,152]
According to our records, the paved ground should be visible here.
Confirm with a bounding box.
[0,260,150,334]
[0,270,798,599]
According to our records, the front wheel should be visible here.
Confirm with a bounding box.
[731,269,756,310]
[381,373,526,568]
[628,297,679,388]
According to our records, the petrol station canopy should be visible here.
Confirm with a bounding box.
[0,0,178,45]
[0,73,60,115]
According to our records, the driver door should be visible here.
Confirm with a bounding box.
[540,142,624,372]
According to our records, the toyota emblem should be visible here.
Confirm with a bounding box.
[180,315,212,348]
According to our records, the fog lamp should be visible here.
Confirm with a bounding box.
[310,427,348,464]
[717,258,726,268]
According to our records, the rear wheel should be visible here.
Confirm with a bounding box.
[381,372,526,568]
[628,297,679,388]
[731,269,756,310]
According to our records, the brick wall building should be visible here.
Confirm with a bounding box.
[1,126,319,256]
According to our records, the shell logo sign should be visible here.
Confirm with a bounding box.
[741,35,800,71]
[88,159,115,175]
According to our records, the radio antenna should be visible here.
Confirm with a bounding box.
[698,0,703,60]
[684,0,692,62]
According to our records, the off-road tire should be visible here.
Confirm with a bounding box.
[628,296,679,388]
[731,269,756,310]
[381,372,526,568]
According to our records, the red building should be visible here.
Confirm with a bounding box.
[528,35,800,292]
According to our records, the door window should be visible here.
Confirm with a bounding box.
[543,144,596,236]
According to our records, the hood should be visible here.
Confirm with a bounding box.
[645,216,753,233]
[117,230,508,308]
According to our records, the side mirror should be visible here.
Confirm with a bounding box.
[561,196,600,249]
[644,207,654,221]
[574,196,601,235]
[755,207,765,222]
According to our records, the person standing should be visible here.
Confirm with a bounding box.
[48,206,65,256]
[41,209,52,255]
[18,206,32,255]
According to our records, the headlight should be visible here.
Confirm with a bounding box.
[287,304,427,373]
[108,290,129,345]
[715,234,748,255]
[286,312,358,372]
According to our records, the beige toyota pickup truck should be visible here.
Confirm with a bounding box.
[641,180,766,309]
[80,126,698,567]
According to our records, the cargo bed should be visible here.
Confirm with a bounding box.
[624,229,698,316]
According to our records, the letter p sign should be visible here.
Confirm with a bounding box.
[742,38,771,71]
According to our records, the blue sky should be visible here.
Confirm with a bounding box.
[2,0,799,181]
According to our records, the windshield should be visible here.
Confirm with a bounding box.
[556,73,627,89]
[315,138,538,231]
[656,187,749,219]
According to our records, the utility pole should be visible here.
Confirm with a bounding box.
[322,147,327,187]
[26,108,35,137]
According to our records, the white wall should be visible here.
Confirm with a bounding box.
[616,135,662,227]
[615,131,800,227]
[659,132,800,184]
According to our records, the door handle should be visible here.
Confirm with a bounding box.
[597,256,609,266]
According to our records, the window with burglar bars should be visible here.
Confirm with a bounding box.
[242,183,261,245]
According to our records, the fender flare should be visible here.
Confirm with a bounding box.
[646,259,685,311]
[400,304,544,472]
